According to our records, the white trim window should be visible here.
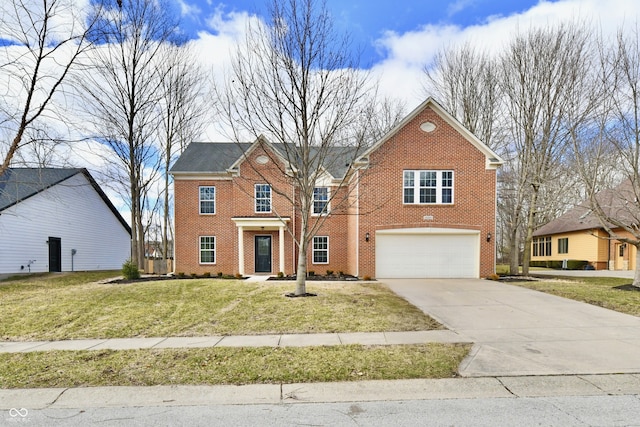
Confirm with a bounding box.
[313,187,330,215]
[255,184,272,213]
[199,186,215,214]
[403,170,453,204]
[200,236,216,264]
[312,236,329,264]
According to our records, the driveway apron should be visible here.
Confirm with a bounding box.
[383,278,640,377]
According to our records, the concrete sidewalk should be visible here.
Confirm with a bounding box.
[2,374,640,410]
[0,330,466,353]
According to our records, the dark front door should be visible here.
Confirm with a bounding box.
[255,236,272,273]
[48,237,62,272]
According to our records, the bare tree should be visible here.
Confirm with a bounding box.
[423,43,503,151]
[572,25,640,286]
[216,0,372,295]
[500,23,595,275]
[78,0,178,269]
[156,43,207,263]
[0,0,98,176]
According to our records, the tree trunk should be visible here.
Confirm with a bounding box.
[509,227,519,275]
[162,172,169,261]
[634,244,640,288]
[295,240,308,296]
[521,188,540,276]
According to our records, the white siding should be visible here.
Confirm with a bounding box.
[0,173,130,274]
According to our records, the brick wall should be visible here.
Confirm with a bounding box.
[357,105,497,278]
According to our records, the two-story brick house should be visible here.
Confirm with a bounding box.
[170,98,503,279]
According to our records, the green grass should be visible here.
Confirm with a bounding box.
[508,276,640,316]
[0,272,441,341]
[0,344,470,388]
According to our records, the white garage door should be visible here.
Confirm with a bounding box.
[375,228,480,278]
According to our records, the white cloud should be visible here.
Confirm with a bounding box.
[370,0,640,108]
[447,0,475,17]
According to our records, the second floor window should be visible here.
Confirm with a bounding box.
[403,170,453,204]
[199,186,215,214]
[255,184,271,212]
[313,187,329,215]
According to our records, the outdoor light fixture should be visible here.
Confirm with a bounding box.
[365,232,370,242]
[486,233,492,242]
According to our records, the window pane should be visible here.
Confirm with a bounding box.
[441,188,452,203]
[313,236,328,263]
[200,236,215,263]
[420,188,436,203]
[313,187,329,214]
[255,184,271,212]
[199,187,215,214]
[403,171,414,187]
[404,188,414,203]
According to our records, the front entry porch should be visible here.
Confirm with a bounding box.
[232,217,290,275]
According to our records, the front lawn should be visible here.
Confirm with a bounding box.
[0,272,467,389]
[508,276,640,316]
[0,343,470,388]
[0,272,441,341]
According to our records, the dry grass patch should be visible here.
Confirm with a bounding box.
[509,276,640,316]
[0,274,440,341]
[0,343,470,388]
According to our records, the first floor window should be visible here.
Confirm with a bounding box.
[313,187,329,215]
[533,236,552,257]
[199,186,215,214]
[558,238,568,254]
[403,170,453,204]
[313,236,329,264]
[200,236,216,263]
[255,184,271,212]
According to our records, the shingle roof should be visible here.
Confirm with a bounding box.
[533,181,638,236]
[0,168,131,234]
[170,141,360,180]
[170,142,251,174]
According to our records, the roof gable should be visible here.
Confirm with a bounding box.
[358,97,504,169]
[0,168,131,234]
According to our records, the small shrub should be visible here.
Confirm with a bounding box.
[190,273,198,278]
[277,271,284,278]
[326,270,334,276]
[235,273,243,279]
[217,272,223,277]
[177,272,185,278]
[203,272,211,278]
[308,271,315,277]
[363,275,371,281]
[486,274,500,281]
[567,259,589,270]
[122,259,140,280]
[338,271,344,277]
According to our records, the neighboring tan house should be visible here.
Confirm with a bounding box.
[170,98,503,279]
[0,168,131,274]
[532,182,638,271]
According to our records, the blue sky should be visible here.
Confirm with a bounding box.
[179,0,544,65]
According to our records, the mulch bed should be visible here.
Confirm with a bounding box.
[268,274,360,281]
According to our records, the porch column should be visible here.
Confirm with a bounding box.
[237,226,244,275]
[279,225,285,274]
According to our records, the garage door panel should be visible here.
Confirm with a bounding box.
[375,231,479,278]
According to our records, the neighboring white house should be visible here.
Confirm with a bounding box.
[0,168,131,274]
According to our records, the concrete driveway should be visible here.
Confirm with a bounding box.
[383,278,640,377]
